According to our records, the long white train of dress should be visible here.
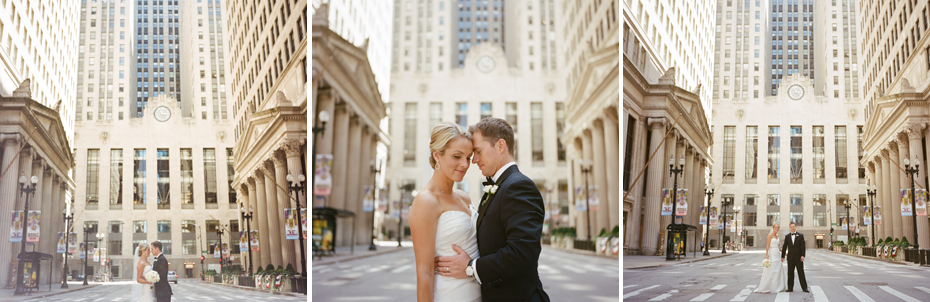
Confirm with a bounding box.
[433,207,482,302]
[754,237,788,293]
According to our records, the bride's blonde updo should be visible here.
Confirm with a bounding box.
[429,122,472,169]
[137,242,150,256]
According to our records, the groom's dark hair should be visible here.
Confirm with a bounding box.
[789,222,796,226]
[469,117,515,157]
[151,241,163,251]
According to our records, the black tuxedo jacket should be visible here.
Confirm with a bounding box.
[475,165,549,301]
[153,253,173,299]
[780,233,806,261]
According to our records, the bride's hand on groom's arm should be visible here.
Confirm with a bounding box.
[436,244,470,279]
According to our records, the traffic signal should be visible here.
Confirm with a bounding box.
[830,227,834,235]
[200,256,205,261]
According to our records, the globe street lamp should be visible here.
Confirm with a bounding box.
[215,226,226,271]
[369,160,381,251]
[904,157,921,259]
[13,175,39,296]
[866,185,877,247]
[580,160,593,241]
[286,173,307,277]
[844,200,852,244]
[665,156,685,261]
[703,183,714,256]
[721,197,733,254]
[82,224,93,286]
[733,206,741,251]
[239,204,254,276]
[61,206,74,288]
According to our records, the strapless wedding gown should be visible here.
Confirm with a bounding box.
[754,237,787,293]
[434,207,481,302]
[138,265,156,302]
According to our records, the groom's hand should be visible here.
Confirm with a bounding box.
[800,256,804,262]
[435,244,470,279]
[781,257,785,262]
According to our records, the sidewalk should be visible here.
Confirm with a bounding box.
[198,279,305,297]
[623,249,736,269]
[541,245,619,259]
[826,249,929,267]
[311,241,413,266]
[0,282,99,302]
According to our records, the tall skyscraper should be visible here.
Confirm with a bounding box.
[769,0,814,94]
[813,0,859,99]
[134,0,181,117]
[179,0,229,120]
[713,0,772,100]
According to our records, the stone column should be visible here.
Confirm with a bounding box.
[894,140,908,240]
[699,159,709,250]
[881,151,893,240]
[329,105,350,212]
[283,139,306,270]
[39,164,52,266]
[642,118,667,255]
[0,135,21,286]
[691,152,702,252]
[898,136,916,243]
[273,152,297,272]
[672,138,686,225]
[887,146,902,239]
[260,162,283,267]
[30,160,45,258]
[905,125,929,249]
[237,189,249,269]
[344,116,362,245]
[16,147,34,258]
[625,119,646,253]
[591,120,610,235]
[251,172,272,269]
[602,115,620,235]
[357,126,373,246]
[581,129,596,239]
[682,147,694,228]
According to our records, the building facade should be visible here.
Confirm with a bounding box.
[712,74,866,249]
[812,0,860,99]
[559,0,620,241]
[227,0,308,273]
[859,0,930,249]
[712,0,772,100]
[72,95,238,280]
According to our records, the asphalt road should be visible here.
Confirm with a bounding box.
[624,249,930,301]
[20,279,306,301]
[312,247,620,301]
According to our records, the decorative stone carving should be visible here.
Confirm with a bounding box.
[100,132,109,144]
[53,100,62,112]
[692,83,702,95]
[217,131,227,142]
[658,66,676,85]
[283,139,304,158]
[276,91,291,106]
[546,82,556,96]
[270,152,285,167]
[418,83,428,95]
[13,79,31,98]
[849,109,857,120]
[647,118,666,128]
[736,109,744,122]
[900,78,915,92]
[906,123,926,139]
[881,149,891,159]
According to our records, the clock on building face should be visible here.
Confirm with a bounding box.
[154,106,171,122]
[788,85,804,100]
[477,56,495,73]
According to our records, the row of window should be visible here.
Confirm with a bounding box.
[80,218,240,256]
[719,193,867,227]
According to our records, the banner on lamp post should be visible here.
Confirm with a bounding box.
[301,208,307,239]
[874,206,882,225]
[587,186,599,212]
[9,211,23,242]
[709,206,718,225]
[840,217,848,231]
[68,233,78,254]
[916,189,928,216]
[79,243,85,259]
[314,154,333,196]
[26,211,40,243]
[378,189,388,212]
[57,232,67,253]
[363,186,374,212]
[901,189,914,216]
[284,209,299,240]
[222,243,229,256]
[660,189,673,216]
[862,206,872,225]
[93,247,100,262]
[214,243,220,258]
[699,206,707,225]
[250,230,259,251]
[675,189,688,216]
[575,187,587,212]
[239,231,248,251]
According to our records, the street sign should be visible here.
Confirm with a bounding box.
[831,223,837,226]
[201,250,207,254]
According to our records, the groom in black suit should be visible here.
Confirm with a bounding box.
[780,222,808,292]
[151,241,173,302]
[437,117,550,302]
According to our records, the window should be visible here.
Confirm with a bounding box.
[857,126,865,179]
[623,116,636,190]
[109,239,122,256]
[86,150,100,208]
[133,221,147,233]
[745,126,758,182]
[768,194,781,206]
[812,194,827,206]
[110,150,123,209]
[204,149,217,206]
[835,126,847,179]
[768,127,780,182]
[790,126,802,183]
[134,149,146,208]
[790,194,803,206]
[480,103,492,121]
[813,126,825,181]
[814,212,826,226]
[456,103,468,128]
[158,221,171,233]
[531,103,543,162]
[404,103,417,165]
[767,212,781,226]
[723,126,736,183]
[744,194,759,206]
[109,221,123,233]
[183,239,196,255]
[790,212,804,226]
[181,149,193,207]
[157,149,170,208]
[745,213,757,227]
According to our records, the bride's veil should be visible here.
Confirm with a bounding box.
[131,245,141,302]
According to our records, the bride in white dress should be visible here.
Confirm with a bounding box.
[131,242,156,302]
[410,122,481,302]
[754,224,787,293]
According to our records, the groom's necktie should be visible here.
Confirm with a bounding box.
[483,177,494,186]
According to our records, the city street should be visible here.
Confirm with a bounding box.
[18,280,305,301]
[624,250,930,301]
[312,247,619,301]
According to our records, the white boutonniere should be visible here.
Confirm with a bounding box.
[481,185,499,206]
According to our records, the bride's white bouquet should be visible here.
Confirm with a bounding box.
[762,258,771,268]
[144,270,160,289]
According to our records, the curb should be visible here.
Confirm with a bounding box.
[0,284,99,302]
[311,247,412,266]
[199,280,305,297]
[826,249,928,267]
[624,253,735,270]
[541,245,619,259]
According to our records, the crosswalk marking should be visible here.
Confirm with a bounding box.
[773,292,790,302]
[623,285,659,299]
[390,264,412,273]
[623,284,638,289]
[811,286,829,302]
[561,265,586,274]
[711,284,727,290]
[844,285,875,302]
[648,289,679,301]
[689,293,714,301]
[879,286,921,302]
[729,285,754,301]
[916,286,930,294]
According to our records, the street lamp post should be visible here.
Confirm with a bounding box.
[721,197,733,254]
[844,200,852,244]
[903,157,921,261]
[310,110,330,207]
[369,160,381,251]
[216,225,228,272]
[82,224,92,286]
[665,156,685,261]
[703,184,714,256]
[95,233,104,281]
[240,204,254,276]
[286,173,307,277]
[581,160,593,241]
[13,175,39,295]
[546,183,556,237]
[867,185,877,247]
[733,207,741,251]
[397,183,408,247]
[61,207,74,288]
